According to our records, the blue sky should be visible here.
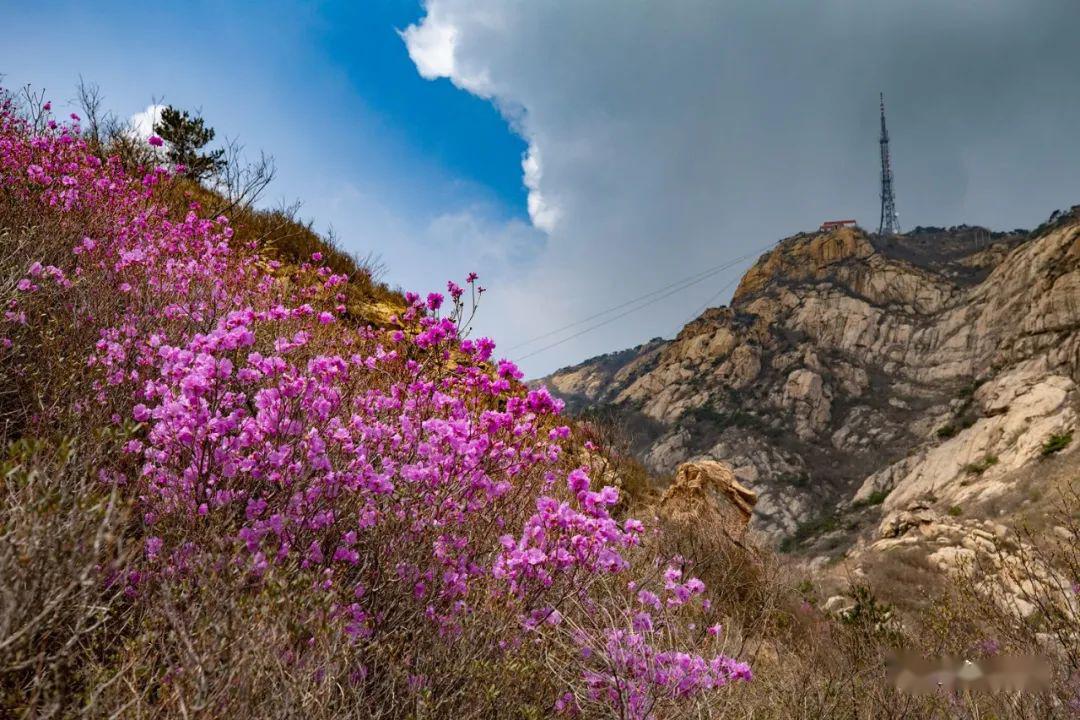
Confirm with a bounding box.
[1,0,537,301]
[0,0,559,370]
[313,1,527,214]
[4,1,1080,377]
[0,0,526,213]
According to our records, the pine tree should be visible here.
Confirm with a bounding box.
[153,106,225,181]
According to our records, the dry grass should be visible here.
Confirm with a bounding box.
[154,177,404,324]
[0,435,563,718]
[0,438,136,715]
[4,428,1079,717]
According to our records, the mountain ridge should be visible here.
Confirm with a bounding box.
[542,210,1080,545]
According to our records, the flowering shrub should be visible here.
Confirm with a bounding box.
[0,94,748,717]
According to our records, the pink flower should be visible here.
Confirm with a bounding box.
[637,589,661,610]
[567,468,590,494]
[148,135,164,147]
[145,536,163,559]
[632,611,654,633]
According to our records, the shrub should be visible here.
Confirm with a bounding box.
[935,424,957,439]
[840,585,896,637]
[852,489,890,509]
[0,92,750,718]
[866,489,890,506]
[1041,432,1072,457]
[779,513,839,552]
[957,379,984,400]
[964,455,998,475]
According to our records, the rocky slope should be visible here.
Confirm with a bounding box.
[543,209,1080,545]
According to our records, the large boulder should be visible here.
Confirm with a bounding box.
[660,460,757,538]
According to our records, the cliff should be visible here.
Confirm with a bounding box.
[543,212,1080,546]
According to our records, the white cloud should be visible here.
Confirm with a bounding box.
[522,144,559,232]
[128,103,164,139]
[400,7,492,96]
[400,11,457,81]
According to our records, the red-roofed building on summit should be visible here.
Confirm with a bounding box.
[819,219,856,231]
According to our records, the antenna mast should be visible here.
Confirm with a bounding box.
[878,93,900,235]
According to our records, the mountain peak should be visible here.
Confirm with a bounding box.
[733,226,875,304]
[542,212,1080,550]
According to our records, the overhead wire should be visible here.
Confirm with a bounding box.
[678,260,752,328]
[506,246,770,352]
[512,241,776,363]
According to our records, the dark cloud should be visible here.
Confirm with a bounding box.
[404,0,1079,376]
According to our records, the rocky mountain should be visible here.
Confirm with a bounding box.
[542,209,1080,547]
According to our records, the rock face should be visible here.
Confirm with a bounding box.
[660,460,757,538]
[867,500,1077,620]
[782,369,832,440]
[855,366,1077,512]
[543,211,1080,542]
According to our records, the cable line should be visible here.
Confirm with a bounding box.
[679,263,750,328]
[509,241,776,353]
[513,242,775,363]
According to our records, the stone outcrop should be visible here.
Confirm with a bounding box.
[856,365,1078,510]
[540,339,667,413]
[781,369,831,440]
[544,210,1080,541]
[659,460,757,538]
[731,227,874,303]
[867,501,1078,620]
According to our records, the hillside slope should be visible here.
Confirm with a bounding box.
[543,214,1080,542]
[1,90,764,719]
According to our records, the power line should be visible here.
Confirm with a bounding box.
[513,242,775,363]
[513,263,737,362]
[506,247,770,352]
[679,270,746,328]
